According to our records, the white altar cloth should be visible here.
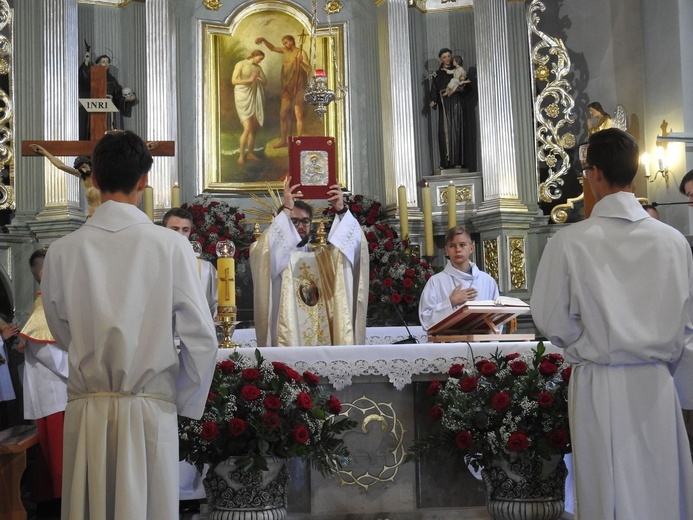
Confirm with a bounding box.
[220,331,551,390]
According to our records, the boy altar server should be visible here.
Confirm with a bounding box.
[418,226,499,330]
[42,131,218,520]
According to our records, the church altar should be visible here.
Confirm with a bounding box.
[215,329,574,520]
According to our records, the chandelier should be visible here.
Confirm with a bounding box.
[304,0,347,117]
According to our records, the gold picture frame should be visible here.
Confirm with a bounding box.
[201,0,346,193]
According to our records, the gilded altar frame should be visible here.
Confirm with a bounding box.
[201,0,346,194]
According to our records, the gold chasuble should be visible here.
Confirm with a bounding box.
[18,293,56,347]
[250,218,368,347]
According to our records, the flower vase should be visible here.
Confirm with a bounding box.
[203,457,288,520]
[481,456,568,520]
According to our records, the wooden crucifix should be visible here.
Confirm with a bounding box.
[21,65,175,158]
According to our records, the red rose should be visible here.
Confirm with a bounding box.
[210,201,219,207]
[448,364,465,378]
[263,395,281,411]
[369,242,378,251]
[327,396,342,414]
[425,273,432,280]
[460,376,478,392]
[383,277,394,287]
[365,216,375,225]
[547,429,569,450]
[376,224,387,232]
[391,293,402,304]
[403,278,414,288]
[241,385,261,401]
[403,293,414,304]
[271,361,288,374]
[200,421,219,441]
[351,204,362,214]
[369,269,377,280]
[537,392,554,408]
[491,391,511,410]
[208,226,219,234]
[505,353,520,361]
[205,243,216,255]
[292,425,310,444]
[507,431,529,452]
[303,371,319,387]
[296,391,313,410]
[366,231,377,241]
[228,418,247,437]
[405,269,415,277]
[561,366,572,383]
[384,240,394,251]
[263,412,281,429]
[546,353,564,366]
[385,230,395,239]
[510,360,528,375]
[207,392,216,401]
[242,368,261,381]
[455,430,473,450]
[285,368,302,383]
[217,360,235,374]
[539,361,558,376]
[430,405,443,421]
[427,380,442,396]
[479,361,497,377]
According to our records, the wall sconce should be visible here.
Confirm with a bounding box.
[649,145,670,185]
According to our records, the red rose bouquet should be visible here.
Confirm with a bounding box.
[179,350,356,475]
[406,343,571,471]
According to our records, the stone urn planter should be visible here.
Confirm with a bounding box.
[481,456,568,520]
[203,457,288,520]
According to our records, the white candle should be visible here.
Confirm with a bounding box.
[447,182,457,229]
[397,185,409,239]
[422,183,434,257]
[144,185,154,221]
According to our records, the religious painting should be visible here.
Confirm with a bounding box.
[201,1,346,194]
[298,278,319,307]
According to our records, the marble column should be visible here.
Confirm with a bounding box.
[35,0,83,226]
[471,0,534,296]
[376,0,419,212]
[145,0,178,218]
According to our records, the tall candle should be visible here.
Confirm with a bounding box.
[171,184,181,208]
[144,185,154,221]
[397,185,409,239]
[422,183,434,257]
[447,182,457,229]
[217,257,236,307]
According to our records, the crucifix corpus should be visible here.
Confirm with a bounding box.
[21,66,175,160]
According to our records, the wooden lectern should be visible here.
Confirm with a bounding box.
[427,299,534,342]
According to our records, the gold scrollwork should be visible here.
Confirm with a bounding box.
[528,0,576,203]
[0,0,13,211]
[508,237,526,290]
[482,238,499,285]
[440,185,472,206]
[337,396,406,490]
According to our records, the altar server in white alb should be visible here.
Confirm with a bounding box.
[250,175,368,346]
[42,131,219,520]
[418,226,499,330]
[531,128,693,520]
[163,207,218,318]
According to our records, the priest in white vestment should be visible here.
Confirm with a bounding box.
[419,226,499,330]
[531,128,693,520]
[250,176,368,347]
[42,132,218,520]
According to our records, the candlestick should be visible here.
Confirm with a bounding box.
[144,185,154,221]
[397,185,409,239]
[422,183,434,257]
[447,182,457,229]
[171,184,181,208]
[216,240,237,348]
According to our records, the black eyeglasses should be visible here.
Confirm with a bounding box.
[581,165,594,178]
[290,218,312,227]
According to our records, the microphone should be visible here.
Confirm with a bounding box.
[652,201,690,207]
[389,294,419,344]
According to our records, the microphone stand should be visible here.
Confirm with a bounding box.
[652,201,690,207]
[390,298,419,344]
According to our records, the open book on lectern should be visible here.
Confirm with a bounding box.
[427,296,531,338]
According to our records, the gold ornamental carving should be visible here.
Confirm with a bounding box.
[528,0,576,203]
[508,236,526,290]
[0,0,14,210]
[440,185,472,205]
[482,238,499,285]
[337,396,406,490]
[203,0,222,10]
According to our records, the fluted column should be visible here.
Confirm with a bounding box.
[474,0,522,207]
[377,0,418,210]
[39,0,82,220]
[146,0,178,216]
